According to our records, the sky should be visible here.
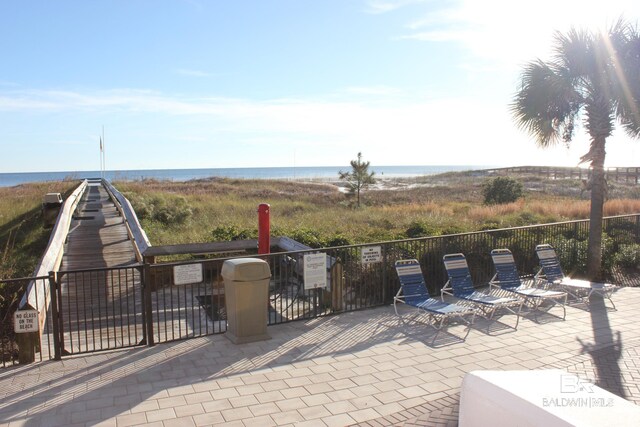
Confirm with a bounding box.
[0,0,638,173]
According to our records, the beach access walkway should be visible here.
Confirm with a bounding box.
[2,286,639,426]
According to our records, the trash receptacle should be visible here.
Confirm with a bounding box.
[221,258,272,344]
[42,193,63,227]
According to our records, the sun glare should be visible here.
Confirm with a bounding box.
[440,0,636,66]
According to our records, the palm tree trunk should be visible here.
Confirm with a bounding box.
[587,139,606,281]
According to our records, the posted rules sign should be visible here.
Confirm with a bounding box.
[361,246,382,264]
[14,309,39,333]
[303,253,327,290]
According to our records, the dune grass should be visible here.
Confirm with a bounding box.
[0,181,77,279]
[115,174,640,249]
[1,181,78,336]
[3,172,640,275]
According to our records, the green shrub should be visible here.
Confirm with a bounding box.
[483,177,524,205]
[613,243,640,269]
[154,196,192,224]
[130,194,193,225]
[406,220,439,238]
[211,225,256,241]
[327,235,353,247]
[291,228,325,248]
[479,221,501,231]
[440,224,466,235]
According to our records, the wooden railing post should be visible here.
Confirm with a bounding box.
[15,318,38,364]
[330,259,344,312]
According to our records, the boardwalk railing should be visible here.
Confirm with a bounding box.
[103,179,151,262]
[14,180,88,363]
[488,165,640,184]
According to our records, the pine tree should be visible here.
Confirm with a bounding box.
[339,152,376,207]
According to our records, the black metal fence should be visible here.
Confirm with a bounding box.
[145,214,640,345]
[3,214,640,366]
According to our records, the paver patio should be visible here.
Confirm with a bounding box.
[1,287,639,427]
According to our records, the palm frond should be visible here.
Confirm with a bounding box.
[553,27,594,79]
[612,21,640,138]
[511,60,582,147]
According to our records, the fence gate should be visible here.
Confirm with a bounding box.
[147,260,228,345]
[54,265,145,355]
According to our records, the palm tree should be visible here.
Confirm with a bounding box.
[512,20,640,280]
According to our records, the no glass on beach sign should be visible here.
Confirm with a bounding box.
[14,309,39,333]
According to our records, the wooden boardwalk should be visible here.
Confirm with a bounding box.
[55,181,144,355]
[52,181,211,355]
[61,181,138,270]
[488,165,640,183]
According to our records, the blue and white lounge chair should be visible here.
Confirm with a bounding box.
[535,244,616,309]
[394,259,476,331]
[490,248,567,320]
[442,253,522,329]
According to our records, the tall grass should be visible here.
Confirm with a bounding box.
[1,181,78,347]
[0,182,77,279]
[115,175,640,248]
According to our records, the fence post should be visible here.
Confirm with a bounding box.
[330,259,344,312]
[572,222,579,270]
[16,279,40,364]
[142,262,155,346]
[15,320,38,364]
[49,271,61,360]
[382,245,388,304]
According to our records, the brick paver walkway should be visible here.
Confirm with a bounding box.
[1,288,639,427]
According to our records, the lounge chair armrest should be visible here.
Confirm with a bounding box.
[489,282,501,291]
[394,295,405,304]
[440,278,454,301]
[440,288,453,301]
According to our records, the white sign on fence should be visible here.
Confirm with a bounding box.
[14,309,39,333]
[361,246,382,264]
[304,253,327,290]
[173,263,204,285]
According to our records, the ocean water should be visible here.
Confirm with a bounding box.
[0,165,487,187]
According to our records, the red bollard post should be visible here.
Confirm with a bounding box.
[258,203,270,254]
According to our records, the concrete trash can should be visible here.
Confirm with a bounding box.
[221,258,272,344]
